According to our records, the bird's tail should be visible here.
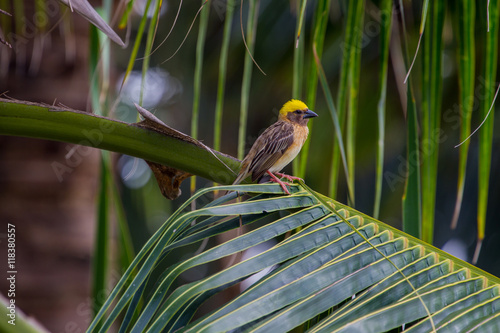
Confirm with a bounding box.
[222,171,246,196]
[232,172,247,186]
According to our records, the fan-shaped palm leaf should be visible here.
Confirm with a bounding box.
[88,183,500,332]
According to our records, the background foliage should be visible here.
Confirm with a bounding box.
[1,0,500,331]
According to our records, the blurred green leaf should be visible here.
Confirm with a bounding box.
[420,0,444,244]
[122,0,152,86]
[238,0,260,160]
[313,45,353,205]
[398,1,422,239]
[373,0,392,219]
[331,0,362,200]
[214,0,235,153]
[345,0,364,207]
[402,83,421,239]
[475,0,499,264]
[92,155,111,318]
[298,0,330,179]
[191,1,210,194]
[450,0,475,230]
[292,0,306,175]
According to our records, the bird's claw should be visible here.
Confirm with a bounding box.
[275,172,303,183]
[267,171,292,194]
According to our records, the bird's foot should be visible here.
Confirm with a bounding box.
[267,171,291,195]
[275,172,304,183]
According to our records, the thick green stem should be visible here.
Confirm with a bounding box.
[0,100,240,184]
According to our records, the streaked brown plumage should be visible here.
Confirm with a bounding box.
[233,99,318,194]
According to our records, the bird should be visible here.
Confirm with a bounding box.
[232,99,318,194]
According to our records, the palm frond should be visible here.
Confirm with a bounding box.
[88,183,500,332]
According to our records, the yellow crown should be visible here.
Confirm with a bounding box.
[279,99,309,116]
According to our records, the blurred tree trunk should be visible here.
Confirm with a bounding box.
[0,3,99,331]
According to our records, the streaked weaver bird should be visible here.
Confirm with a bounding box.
[233,99,318,194]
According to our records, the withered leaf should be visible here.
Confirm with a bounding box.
[145,161,192,200]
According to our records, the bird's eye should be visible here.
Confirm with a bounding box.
[294,110,302,114]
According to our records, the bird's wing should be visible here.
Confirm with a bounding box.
[248,121,294,181]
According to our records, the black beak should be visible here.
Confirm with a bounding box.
[303,109,318,119]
